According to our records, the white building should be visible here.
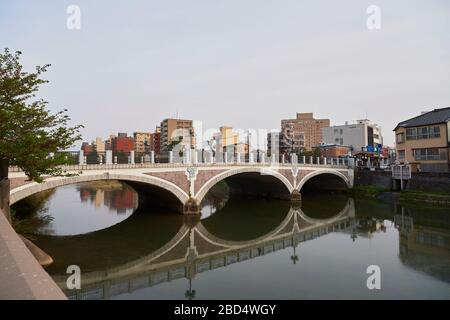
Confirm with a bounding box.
[322,119,383,154]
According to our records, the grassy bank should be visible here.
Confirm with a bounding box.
[347,186,389,199]
[349,185,450,207]
[398,190,450,207]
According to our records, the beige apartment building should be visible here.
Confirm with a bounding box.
[281,113,330,152]
[95,137,105,152]
[394,107,450,172]
[160,118,196,151]
[213,126,249,154]
[133,132,152,153]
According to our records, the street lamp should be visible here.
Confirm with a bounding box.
[290,244,299,264]
[185,278,196,300]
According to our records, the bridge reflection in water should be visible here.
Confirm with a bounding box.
[52,199,356,300]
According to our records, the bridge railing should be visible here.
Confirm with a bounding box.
[8,151,352,172]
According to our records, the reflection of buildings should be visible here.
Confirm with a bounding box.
[53,200,356,300]
[396,211,450,282]
[353,217,387,239]
[78,184,138,214]
[94,190,104,209]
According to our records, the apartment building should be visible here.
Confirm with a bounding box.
[394,107,450,172]
[280,113,330,152]
[213,126,249,154]
[150,127,161,154]
[111,133,134,153]
[160,118,196,152]
[95,137,105,152]
[322,119,383,153]
[133,132,152,153]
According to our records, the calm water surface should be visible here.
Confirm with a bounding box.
[13,181,450,300]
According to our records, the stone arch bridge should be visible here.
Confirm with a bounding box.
[9,163,353,214]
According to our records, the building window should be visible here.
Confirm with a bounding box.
[406,128,417,140]
[429,126,440,138]
[417,127,429,139]
[414,148,447,161]
[398,150,405,159]
[396,133,405,144]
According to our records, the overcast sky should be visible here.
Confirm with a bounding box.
[1,0,450,148]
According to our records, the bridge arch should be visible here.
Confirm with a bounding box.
[194,167,294,204]
[297,198,355,224]
[9,173,190,209]
[297,169,351,193]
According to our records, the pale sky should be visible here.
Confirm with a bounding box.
[1,0,450,148]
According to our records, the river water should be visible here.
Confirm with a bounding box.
[12,181,450,300]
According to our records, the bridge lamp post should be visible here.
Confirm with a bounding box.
[290,246,299,265]
[246,131,252,163]
[185,279,196,300]
[351,229,358,242]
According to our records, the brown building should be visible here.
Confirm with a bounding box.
[150,128,161,154]
[313,144,351,158]
[394,107,450,172]
[133,132,152,153]
[160,118,196,152]
[81,142,94,155]
[281,113,330,152]
[111,134,134,153]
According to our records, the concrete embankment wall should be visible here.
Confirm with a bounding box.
[0,206,66,300]
[0,179,10,222]
[355,171,450,193]
[354,171,393,189]
[406,172,450,193]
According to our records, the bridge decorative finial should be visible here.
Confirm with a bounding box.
[185,167,199,197]
[291,167,299,189]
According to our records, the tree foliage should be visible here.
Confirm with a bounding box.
[0,48,83,182]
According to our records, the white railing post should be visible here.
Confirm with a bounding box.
[106,150,112,165]
[150,151,155,164]
[130,151,135,164]
[224,152,228,164]
[79,150,84,165]
[169,151,173,164]
[193,150,198,164]
[271,153,277,164]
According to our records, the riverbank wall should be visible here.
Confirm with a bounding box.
[355,171,450,194]
[0,179,10,222]
[0,206,66,300]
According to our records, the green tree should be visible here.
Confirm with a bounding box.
[0,48,83,182]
